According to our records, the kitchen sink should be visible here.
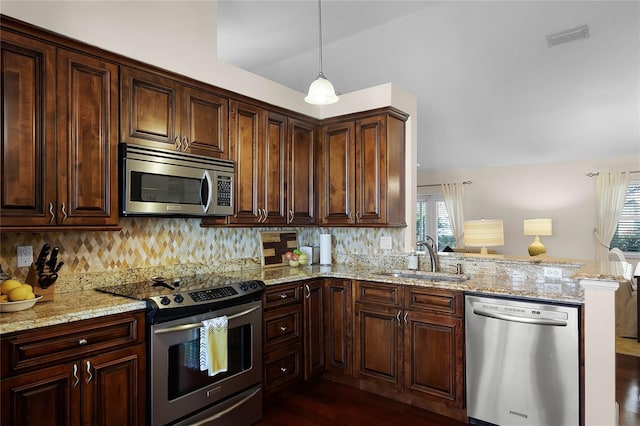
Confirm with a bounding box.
[374,270,469,282]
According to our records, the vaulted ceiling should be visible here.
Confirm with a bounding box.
[217,0,639,172]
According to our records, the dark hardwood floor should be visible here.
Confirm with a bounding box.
[259,355,640,426]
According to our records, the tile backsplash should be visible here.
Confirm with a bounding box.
[0,218,406,284]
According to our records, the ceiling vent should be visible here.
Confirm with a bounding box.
[546,25,589,47]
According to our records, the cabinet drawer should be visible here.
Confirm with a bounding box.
[263,283,301,310]
[263,344,302,393]
[405,287,463,317]
[1,311,145,376]
[355,281,402,307]
[263,306,301,350]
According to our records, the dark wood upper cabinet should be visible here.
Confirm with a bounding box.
[1,27,119,230]
[319,109,407,227]
[262,111,287,224]
[287,117,316,225]
[120,66,228,159]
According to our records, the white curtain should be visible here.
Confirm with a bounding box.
[594,172,630,261]
[442,182,465,247]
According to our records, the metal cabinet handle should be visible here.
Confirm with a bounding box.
[257,209,263,222]
[182,136,189,151]
[78,338,87,346]
[279,326,287,332]
[85,361,93,384]
[175,136,181,151]
[61,202,68,223]
[280,367,288,374]
[49,202,56,224]
[262,209,268,222]
[288,209,294,222]
[72,363,79,388]
[305,284,310,299]
[356,210,361,220]
[396,310,401,326]
[403,311,408,324]
[279,293,287,299]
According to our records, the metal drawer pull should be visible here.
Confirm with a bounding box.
[154,306,260,334]
[403,311,408,324]
[49,202,56,224]
[72,363,79,387]
[280,326,287,332]
[396,310,401,325]
[305,284,311,299]
[188,387,261,426]
[279,294,287,299]
[280,367,288,373]
[78,338,88,346]
[61,202,67,223]
[85,361,93,384]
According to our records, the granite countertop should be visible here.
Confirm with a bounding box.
[1,262,602,335]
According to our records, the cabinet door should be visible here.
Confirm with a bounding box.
[323,279,353,377]
[120,66,180,150]
[228,100,264,224]
[83,344,146,426]
[404,310,464,407]
[0,30,56,227]
[261,111,287,224]
[1,362,81,426]
[57,49,118,226]
[287,118,316,225]
[303,280,324,380]
[319,121,355,225]
[355,115,386,224]
[181,86,228,159]
[354,303,403,389]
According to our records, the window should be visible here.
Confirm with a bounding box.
[416,194,455,251]
[610,180,640,254]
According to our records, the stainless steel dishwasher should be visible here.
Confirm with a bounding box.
[465,294,580,426]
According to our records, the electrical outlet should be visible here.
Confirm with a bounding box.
[543,283,563,294]
[543,267,563,279]
[380,236,392,250]
[17,245,33,268]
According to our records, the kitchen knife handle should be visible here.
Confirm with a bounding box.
[61,202,67,223]
[85,361,93,384]
[72,363,79,387]
[48,203,56,224]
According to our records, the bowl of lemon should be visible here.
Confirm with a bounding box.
[0,279,41,312]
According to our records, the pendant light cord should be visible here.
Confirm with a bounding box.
[317,0,325,78]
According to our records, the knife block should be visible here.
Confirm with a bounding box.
[25,264,56,302]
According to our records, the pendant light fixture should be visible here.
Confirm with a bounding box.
[305,0,339,105]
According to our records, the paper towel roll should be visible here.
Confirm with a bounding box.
[319,234,332,265]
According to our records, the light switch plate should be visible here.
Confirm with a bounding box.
[17,246,33,268]
[380,236,392,250]
[543,267,563,279]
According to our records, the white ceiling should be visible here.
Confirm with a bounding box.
[217,0,640,172]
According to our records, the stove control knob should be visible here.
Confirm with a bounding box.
[159,296,171,306]
[250,281,258,289]
[174,294,184,304]
[240,283,249,292]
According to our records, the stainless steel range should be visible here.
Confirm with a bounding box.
[97,274,265,426]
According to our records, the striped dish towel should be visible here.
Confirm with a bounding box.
[199,316,228,377]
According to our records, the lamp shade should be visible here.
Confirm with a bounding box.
[523,218,552,236]
[305,74,339,105]
[464,219,504,248]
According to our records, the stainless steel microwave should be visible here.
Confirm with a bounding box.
[120,144,234,217]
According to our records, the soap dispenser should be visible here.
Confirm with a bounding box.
[407,252,419,270]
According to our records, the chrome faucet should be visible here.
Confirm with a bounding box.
[416,236,439,272]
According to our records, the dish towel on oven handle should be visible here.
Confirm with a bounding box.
[199,316,228,377]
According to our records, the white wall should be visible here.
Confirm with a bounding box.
[418,155,640,260]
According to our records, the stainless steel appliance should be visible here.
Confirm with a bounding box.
[120,144,234,217]
[465,294,580,426]
[97,275,265,426]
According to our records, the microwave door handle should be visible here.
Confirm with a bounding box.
[202,171,213,213]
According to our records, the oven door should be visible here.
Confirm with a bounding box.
[149,301,262,426]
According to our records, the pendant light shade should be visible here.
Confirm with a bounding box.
[305,0,338,105]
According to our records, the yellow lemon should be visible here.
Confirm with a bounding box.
[8,286,31,301]
[21,283,33,292]
[1,279,22,295]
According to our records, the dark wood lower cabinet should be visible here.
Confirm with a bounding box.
[303,280,324,380]
[323,279,353,378]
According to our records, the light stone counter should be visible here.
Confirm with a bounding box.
[3,257,631,335]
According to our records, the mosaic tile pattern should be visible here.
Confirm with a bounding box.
[0,218,406,291]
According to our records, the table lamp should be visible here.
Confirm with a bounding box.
[464,219,504,255]
[523,218,552,256]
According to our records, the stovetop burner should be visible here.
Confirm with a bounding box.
[96,273,265,323]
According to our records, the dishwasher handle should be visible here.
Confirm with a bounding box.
[473,307,568,327]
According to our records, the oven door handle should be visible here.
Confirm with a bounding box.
[189,387,261,426]
[153,305,260,335]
